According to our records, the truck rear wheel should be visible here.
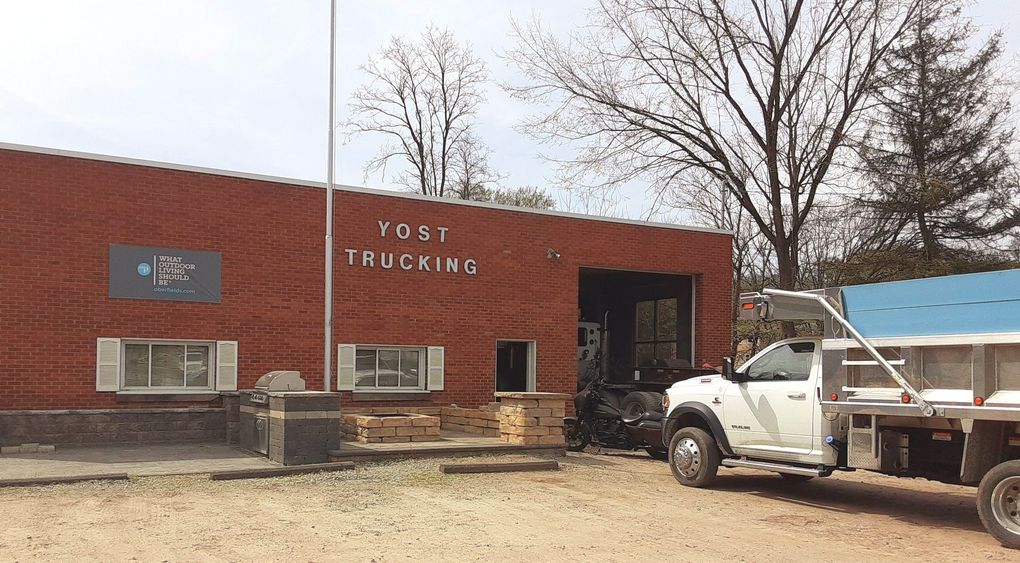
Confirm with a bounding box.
[668,427,720,487]
[977,460,1020,549]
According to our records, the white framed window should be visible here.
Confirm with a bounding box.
[123,341,213,389]
[337,344,443,392]
[355,346,425,390]
[96,338,238,393]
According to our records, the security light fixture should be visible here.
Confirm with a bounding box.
[547,248,561,260]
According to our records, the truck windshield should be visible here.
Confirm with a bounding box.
[745,342,815,382]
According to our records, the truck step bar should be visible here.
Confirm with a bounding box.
[721,458,826,477]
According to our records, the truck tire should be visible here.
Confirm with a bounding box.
[977,460,1020,549]
[668,427,720,487]
[622,391,662,418]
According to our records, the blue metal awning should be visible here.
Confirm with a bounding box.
[840,269,1020,338]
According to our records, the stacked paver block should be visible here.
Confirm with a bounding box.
[440,404,501,436]
[494,392,571,446]
[341,413,441,443]
[342,407,443,415]
[0,409,226,447]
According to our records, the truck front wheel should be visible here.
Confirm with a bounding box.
[668,427,720,487]
[978,460,1020,549]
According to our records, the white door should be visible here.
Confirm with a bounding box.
[723,340,819,461]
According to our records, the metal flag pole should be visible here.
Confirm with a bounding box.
[323,0,337,392]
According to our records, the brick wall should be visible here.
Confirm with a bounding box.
[0,146,732,411]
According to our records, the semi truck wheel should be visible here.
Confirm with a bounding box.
[977,460,1020,549]
[621,391,662,418]
[668,427,720,487]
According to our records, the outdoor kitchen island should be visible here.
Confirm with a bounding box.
[238,372,341,465]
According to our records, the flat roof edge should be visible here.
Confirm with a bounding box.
[0,141,732,236]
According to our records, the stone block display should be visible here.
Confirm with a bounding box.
[341,413,441,443]
[0,408,226,447]
[439,404,501,436]
[495,392,571,446]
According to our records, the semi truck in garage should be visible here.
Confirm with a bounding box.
[660,269,1020,548]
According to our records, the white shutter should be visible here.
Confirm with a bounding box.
[337,344,356,391]
[96,338,121,392]
[427,346,445,391]
[216,341,238,391]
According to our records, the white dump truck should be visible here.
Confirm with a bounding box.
[660,269,1020,548]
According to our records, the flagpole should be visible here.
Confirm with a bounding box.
[324,0,336,393]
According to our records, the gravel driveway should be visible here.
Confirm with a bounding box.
[0,451,1013,562]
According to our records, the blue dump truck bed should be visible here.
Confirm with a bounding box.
[840,269,1020,338]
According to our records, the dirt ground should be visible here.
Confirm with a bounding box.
[0,451,1014,562]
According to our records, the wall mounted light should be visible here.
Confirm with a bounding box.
[547,248,561,260]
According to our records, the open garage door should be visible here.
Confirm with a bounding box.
[577,268,694,386]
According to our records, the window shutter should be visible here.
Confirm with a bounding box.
[337,344,356,391]
[96,338,121,392]
[216,341,238,391]
[427,346,445,391]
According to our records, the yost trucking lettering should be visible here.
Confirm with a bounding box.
[343,220,478,276]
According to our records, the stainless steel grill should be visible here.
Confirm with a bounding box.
[254,370,306,391]
[251,371,305,404]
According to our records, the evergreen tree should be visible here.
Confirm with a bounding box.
[859,0,1020,263]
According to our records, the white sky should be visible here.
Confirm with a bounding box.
[1,1,1017,219]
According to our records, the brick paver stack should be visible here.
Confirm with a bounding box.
[494,392,572,446]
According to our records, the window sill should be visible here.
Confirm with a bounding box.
[351,391,430,402]
[115,391,221,403]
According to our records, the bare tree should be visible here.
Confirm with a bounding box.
[349,27,487,197]
[508,0,919,334]
[488,186,556,209]
[450,133,502,201]
[670,173,776,356]
[796,202,907,287]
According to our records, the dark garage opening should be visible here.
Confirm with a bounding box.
[578,268,694,385]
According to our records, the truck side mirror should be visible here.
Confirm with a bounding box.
[721,357,735,380]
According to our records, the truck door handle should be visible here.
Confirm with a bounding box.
[787,392,806,399]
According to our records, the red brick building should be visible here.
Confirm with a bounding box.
[0,143,731,446]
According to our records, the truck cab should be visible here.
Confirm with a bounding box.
[663,337,837,471]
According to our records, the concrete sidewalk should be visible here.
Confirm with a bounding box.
[0,443,277,479]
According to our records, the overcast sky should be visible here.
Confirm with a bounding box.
[1,1,1018,220]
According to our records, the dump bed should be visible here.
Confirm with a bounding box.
[839,269,1020,338]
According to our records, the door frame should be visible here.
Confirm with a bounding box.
[494,339,537,393]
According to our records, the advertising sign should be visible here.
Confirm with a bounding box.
[109,244,221,303]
